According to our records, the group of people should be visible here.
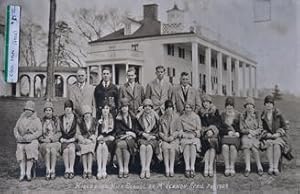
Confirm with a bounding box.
[14,65,293,182]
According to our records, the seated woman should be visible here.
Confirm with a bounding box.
[39,101,61,180]
[219,97,240,177]
[96,103,115,179]
[159,100,180,177]
[198,95,221,177]
[260,95,289,176]
[77,105,98,179]
[59,100,79,179]
[135,99,160,179]
[240,97,263,177]
[178,103,202,178]
[14,101,42,181]
[115,98,137,178]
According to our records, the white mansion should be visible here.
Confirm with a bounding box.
[87,3,258,97]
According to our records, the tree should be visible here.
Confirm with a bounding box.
[273,84,282,100]
[105,7,129,32]
[20,20,46,67]
[54,20,83,67]
[72,8,107,42]
[46,0,56,99]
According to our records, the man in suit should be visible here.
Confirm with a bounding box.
[68,68,96,117]
[145,66,173,116]
[94,67,119,119]
[119,67,145,115]
[172,72,201,114]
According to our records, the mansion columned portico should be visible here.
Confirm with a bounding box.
[87,4,257,97]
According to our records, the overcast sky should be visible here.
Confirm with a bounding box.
[0,0,299,94]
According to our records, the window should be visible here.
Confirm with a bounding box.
[167,44,175,56]
[199,54,205,64]
[131,44,139,51]
[178,47,185,59]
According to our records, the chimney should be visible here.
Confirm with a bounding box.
[143,4,158,20]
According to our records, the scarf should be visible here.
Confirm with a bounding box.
[100,114,114,134]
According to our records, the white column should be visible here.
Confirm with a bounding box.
[87,66,90,85]
[16,81,20,97]
[29,75,34,97]
[234,59,240,96]
[192,42,199,89]
[227,56,232,96]
[98,65,102,84]
[140,65,144,85]
[125,62,129,82]
[254,65,258,97]
[63,75,68,98]
[205,47,212,94]
[249,64,253,97]
[112,64,116,84]
[217,52,223,95]
[242,62,247,97]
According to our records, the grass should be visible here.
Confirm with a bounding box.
[0,96,299,193]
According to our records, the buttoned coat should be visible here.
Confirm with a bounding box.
[68,82,96,117]
[172,84,201,114]
[145,78,173,114]
[119,82,145,115]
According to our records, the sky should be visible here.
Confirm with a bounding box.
[0,0,299,95]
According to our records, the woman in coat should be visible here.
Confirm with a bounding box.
[14,101,42,181]
[96,103,115,179]
[115,98,137,178]
[240,97,264,177]
[159,100,180,177]
[77,105,98,179]
[260,95,288,176]
[135,99,160,179]
[39,101,61,180]
[198,95,221,177]
[178,103,202,178]
[219,97,240,177]
[59,100,79,179]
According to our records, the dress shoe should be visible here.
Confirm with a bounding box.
[244,169,250,177]
[258,169,264,176]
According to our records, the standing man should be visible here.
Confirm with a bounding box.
[94,67,119,118]
[172,72,201,114]
[68,68,96,117]
[119,67,145,115]
[145,66,173,116]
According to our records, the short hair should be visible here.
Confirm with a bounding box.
[181,72,189,77]
[102,67,111,73]
[77,68,86,74]
[155,65,165,72]
[127,67,136,74]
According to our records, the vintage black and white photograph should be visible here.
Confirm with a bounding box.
[0,0,299,193]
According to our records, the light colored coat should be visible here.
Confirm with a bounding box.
[119,82,145,115]
[145,78,173,115]
[172,85,201,114]
[68,82,96,117]
[14,112,42,143]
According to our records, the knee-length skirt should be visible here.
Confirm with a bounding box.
[241,135,260,149]
[16,140,39,161]
[115,138,136,155]
[138,138,159,155]
[39,142,61,159]
[180,138,201,153]
[77,142,96,156]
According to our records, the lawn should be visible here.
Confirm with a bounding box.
[0,96,299,194]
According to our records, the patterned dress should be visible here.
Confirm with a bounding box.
[240,111,263,149]
[39,116,61,158]
[178,112,202,152]
[77,118,98,155]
